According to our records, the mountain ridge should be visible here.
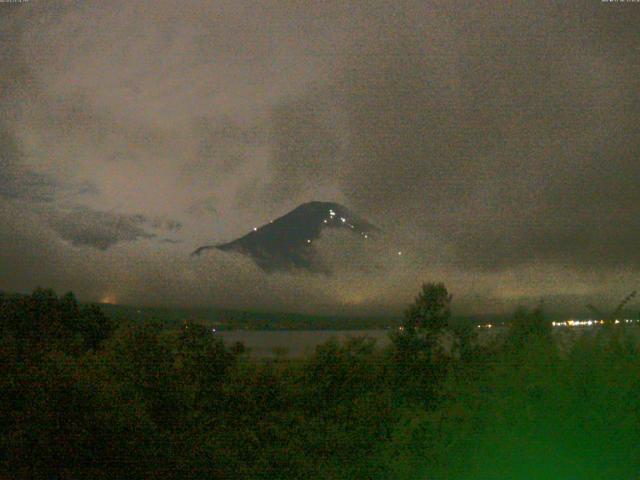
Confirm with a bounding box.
[191,201,378,272]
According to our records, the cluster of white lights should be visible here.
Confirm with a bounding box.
[251,210,399,256]
[552,319,640,327]
[472,319,640,329]
[323,210,344,226]
[318,209,402,253]
[323,210,367,237]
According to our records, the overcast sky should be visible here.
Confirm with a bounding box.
[1,0,639,315]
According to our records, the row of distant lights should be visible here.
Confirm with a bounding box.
[553,319,640,327]
[308,209,368,246]
[253,209,403,256]
[218,320,639,336]
[474,319,640,329]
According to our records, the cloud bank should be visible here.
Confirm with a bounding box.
[1,0,639,315]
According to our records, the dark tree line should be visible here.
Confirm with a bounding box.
[1,284,639,479]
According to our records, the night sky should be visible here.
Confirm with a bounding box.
[1,1,639,315]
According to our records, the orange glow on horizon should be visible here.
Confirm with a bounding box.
[100,294,117,305]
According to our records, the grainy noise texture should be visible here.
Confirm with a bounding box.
[0,0,639,313]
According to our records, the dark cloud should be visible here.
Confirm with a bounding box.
[182,115,267,186]
[0,124,57,202]
[76,182,100,196]
[44,208,185,250]
[186,197,218,218]
[47,207,156,250]
[265,91,343,203]
[160,238,181,244]
[163,219,182,232]
[1,0,639,313]
[326,1,640,273]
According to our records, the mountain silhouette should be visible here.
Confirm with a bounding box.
[191,201,378,272]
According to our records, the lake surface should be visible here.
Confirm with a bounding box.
[216,328,505,357]
[216,330,391,357]
[216,325,640,358]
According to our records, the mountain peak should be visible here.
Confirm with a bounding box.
[192,201,377,272]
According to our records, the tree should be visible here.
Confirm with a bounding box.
[391,283,453,404]
[505,304,551,350]
[79,303,114,351]
[403,282,452,334]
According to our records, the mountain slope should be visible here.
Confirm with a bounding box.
[192,201,378,272]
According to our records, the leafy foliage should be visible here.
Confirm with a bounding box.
[403,282,452,333]
[1,285,640,479]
